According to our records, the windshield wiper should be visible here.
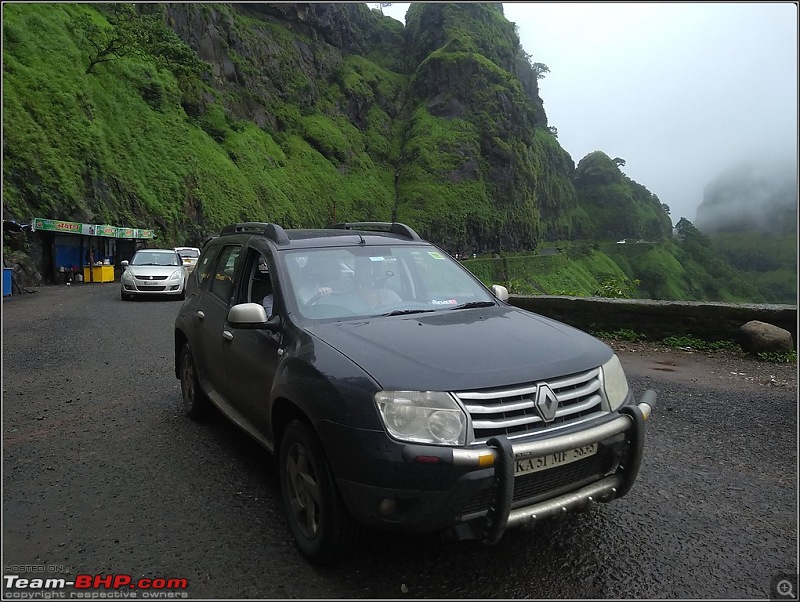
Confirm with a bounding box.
[381,309,436,316]
[450,301,496,310]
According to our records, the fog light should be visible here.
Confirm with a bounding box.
[379,498,397,516]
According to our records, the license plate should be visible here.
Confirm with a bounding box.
[514,443,598,477]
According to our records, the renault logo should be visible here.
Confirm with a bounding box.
[534,384,559,423]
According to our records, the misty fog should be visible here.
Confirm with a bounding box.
[694,159,798,234]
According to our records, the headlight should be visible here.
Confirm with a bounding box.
[170,270,182,280]
[121,271,133,283]
[374,391,467,446]
[601,354,630,411]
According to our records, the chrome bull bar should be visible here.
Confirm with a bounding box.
[457,391,656,545]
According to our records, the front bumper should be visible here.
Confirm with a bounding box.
[330,391,656,543]
[122,281,184,294]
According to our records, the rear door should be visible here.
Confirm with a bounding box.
[192,243,242,400]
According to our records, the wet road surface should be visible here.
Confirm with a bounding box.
[2,284,797,598]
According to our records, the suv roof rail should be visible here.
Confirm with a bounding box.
[329,221,422,241]
[219,222,290,245]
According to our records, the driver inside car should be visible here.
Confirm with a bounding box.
[296,254,340,305]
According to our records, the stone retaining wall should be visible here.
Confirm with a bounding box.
[508,295,798,345]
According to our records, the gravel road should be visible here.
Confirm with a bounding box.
[2,284,797,599]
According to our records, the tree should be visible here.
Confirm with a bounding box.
[530,61,550,80]
[78,4,205,76]
[373,3,392,15]
[612,157,626,168]
[547,125,558,138]
[78,5,140,75]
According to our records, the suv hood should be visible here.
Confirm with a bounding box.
[305,305,613,391]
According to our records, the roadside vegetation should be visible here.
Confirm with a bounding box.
[593,330,796,364]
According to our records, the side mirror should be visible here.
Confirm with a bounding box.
[490,284,509,302]
[120,260,129,268]
[227,303,281,333]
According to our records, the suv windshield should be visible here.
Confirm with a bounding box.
[281,246,495,320]
[131,251,181,267]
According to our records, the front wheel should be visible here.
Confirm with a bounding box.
[279,420,357,565]
[179,341,209,419]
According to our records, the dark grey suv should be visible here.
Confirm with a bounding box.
[173,222,656,565]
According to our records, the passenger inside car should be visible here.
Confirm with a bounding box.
[352,255,401,309]
[251,256,274,316]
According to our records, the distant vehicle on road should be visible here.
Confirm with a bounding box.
[120,248,187,301]
[175,247,201,272]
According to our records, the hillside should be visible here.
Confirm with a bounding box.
[695,160,797,304]
[2,3,789,304]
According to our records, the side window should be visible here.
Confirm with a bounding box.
[195,247,218,286]
[234,250,274,312]
[209,245,241,303]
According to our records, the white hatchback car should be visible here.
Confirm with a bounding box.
[120,248,187,301]
[175,247,201,272]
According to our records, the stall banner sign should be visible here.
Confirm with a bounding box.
[96,225,117,237]
[117,227,155,239]
[31,218,81,233]
[31,218,156,239]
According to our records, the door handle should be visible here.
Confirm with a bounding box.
[196,310,205,319]
[222,330,233,341]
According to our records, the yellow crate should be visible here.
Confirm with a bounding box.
[83,265,115,283]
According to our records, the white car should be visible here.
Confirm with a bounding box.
[120,249,187,301]
[175,246,201,272]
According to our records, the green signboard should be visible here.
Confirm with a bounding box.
[31,218,156,239]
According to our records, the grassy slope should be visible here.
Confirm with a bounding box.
[2,4,399,245]
[709,231,797,304]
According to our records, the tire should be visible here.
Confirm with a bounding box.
[179,341,209,419]
[279,419,357,566]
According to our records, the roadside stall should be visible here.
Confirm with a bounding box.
[30,218,156,283]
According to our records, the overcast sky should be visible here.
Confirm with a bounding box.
[379,2,798,224]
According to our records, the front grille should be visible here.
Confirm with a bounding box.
[459,453,612,516]
[454,368,607,445]
[137,275,168,281]
[136,286,167,291]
